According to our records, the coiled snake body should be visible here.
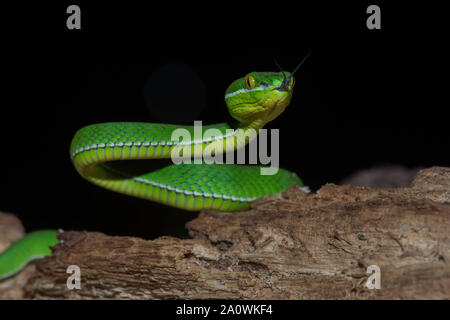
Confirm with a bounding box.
[0,69,306,280]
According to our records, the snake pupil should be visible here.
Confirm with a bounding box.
[245,75,255,90]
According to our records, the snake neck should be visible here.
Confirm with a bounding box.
[208,120,266,156]
[168,120,266,161]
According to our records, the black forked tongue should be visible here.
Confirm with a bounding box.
[276,52,311,90]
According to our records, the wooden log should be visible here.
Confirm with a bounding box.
[1,167,449,299]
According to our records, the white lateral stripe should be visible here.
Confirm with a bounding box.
[133,176,257,202]
[224,86,266,99]
[70,129,238,159]
[99,164,257,203]
[176,129,237,146]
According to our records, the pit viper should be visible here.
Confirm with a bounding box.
[0,61,309,280]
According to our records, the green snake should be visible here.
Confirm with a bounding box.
[0,65,308,280]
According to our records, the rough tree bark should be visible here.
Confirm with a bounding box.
[0,167,449,299]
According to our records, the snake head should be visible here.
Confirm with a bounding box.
[224,71,295,128]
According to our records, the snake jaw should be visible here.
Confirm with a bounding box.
[256,89,292,125]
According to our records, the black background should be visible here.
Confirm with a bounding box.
[2,2,449,240]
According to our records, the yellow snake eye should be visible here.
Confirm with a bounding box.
[244,75,256,90]
[289,76,295,88]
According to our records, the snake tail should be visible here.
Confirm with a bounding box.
[0,230,59,280]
